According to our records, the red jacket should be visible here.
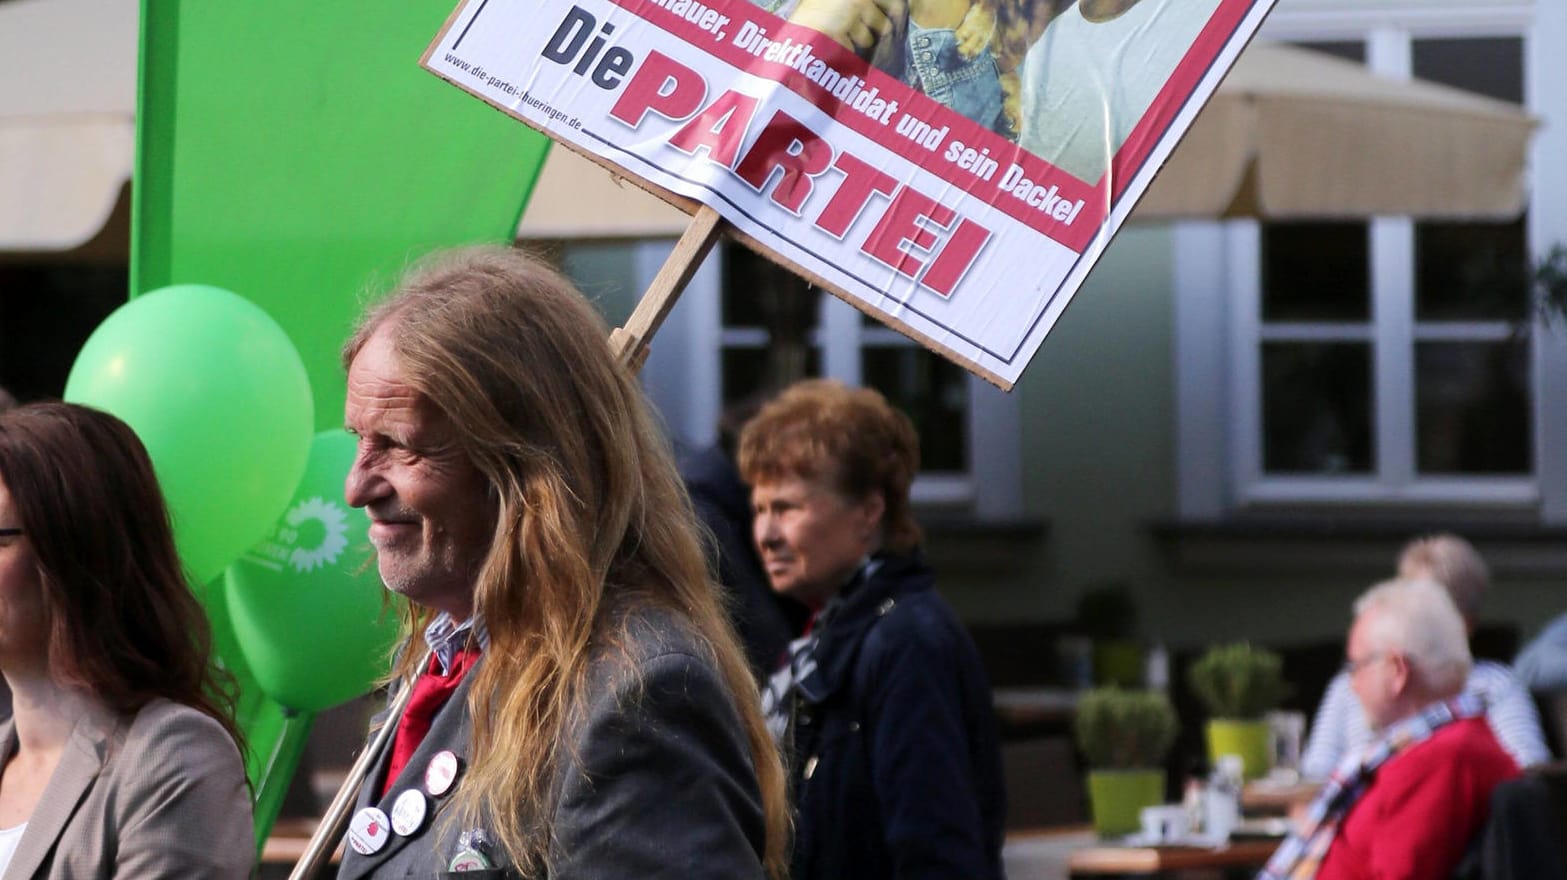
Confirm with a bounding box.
[1318,716,1520,880]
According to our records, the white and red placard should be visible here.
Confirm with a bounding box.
[423,0,1275,388]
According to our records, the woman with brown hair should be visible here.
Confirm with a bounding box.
[740,379,1005,880]
[0,402,253,878]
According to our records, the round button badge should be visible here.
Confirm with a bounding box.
[448,847,491,871]
[425,750,461,797]
[347,807,391,855]
[391,789,429,837]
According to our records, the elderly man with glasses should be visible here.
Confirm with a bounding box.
[1259,578,1521,880]
[1301,534,1549,779]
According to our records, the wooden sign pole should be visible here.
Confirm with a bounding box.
[287,652,429,880]
[609,204,725,370]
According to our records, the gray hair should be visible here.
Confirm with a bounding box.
[1353,577,1473,695]
[1397,533,1489,621]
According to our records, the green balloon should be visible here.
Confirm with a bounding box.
[64,284,314,584]
[225,429,400,712]
[196,573,255,685]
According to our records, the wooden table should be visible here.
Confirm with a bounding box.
[993,687,1080,727]
[1067,836,1279,877]
[1004,826,1095,880]
[261,817,342,868]
[1005,826,1279,879]
[1242,779,1319,813]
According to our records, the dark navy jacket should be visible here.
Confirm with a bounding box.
[679,444,807,681]
[785,552,1006,880]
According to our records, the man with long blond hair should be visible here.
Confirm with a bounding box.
[333,246,788,879]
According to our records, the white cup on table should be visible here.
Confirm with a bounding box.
[1139,805,1191,843]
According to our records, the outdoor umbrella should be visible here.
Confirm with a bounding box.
[1134,41,1538,220]
[0,0,135,253]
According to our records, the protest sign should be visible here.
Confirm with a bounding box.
[423,0,1276,388]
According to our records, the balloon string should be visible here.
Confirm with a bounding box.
[259,709,299,796]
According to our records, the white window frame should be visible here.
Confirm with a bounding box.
[639,240,1023,517]
[1227,216,1537,506]
[1176,0,1567,520]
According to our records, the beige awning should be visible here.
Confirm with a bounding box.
[518,147,692,239]
[1134,42,1538,220]
[0,0,137,254]
[520,41,1538,236]
[0,115,133,251]
[11,2,1526,247]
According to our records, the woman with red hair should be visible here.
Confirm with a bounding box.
[741,379,1005,880]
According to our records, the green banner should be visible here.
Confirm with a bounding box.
[134,0,549,847]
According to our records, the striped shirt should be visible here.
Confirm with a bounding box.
[1300,659,1549,779]
[424,612,490,674]
[1515,612,1567,690]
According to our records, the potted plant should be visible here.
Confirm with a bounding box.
[1074,582,1143,688]
[1187,642,1290,781]
[1073,686,1179,837]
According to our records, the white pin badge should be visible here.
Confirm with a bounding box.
[347,807,391,855]
[425,750,461,797]
[390,789,429,837]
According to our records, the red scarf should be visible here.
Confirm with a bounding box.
[381,649,479,798]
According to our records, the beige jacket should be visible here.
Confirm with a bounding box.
[0,699,253,879]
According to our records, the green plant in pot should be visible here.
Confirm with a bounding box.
[1073,687,1179,837]
[1187,642,1290,781]
[1074,582,1143,688]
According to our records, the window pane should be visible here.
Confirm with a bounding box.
[1293,40,1365,64]
[1412,37,1523,104]
[721,346,820,407]
[1261,223,1370,322]
[0,263,126,400]
[1415,341,1530,475]
[1414,218,1529,321]
[1262,342,1373,474]
[861,346,968,472]
[554,240,639,325]
[721,242,820,332]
